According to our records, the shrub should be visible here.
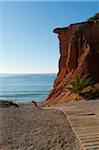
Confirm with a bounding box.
[88,13,99,21]
[68,74,92,94]
[80,90,99,100]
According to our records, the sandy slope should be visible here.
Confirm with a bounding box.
[0,106,79,150]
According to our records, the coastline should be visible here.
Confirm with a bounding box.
[0,73,56,103]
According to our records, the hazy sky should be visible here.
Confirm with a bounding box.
[0,1,98,73]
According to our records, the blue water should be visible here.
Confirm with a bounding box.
[0,74,56,103]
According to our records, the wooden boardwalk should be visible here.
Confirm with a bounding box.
[44,100,99,150]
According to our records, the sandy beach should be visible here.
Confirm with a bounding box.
[0,104,79,150]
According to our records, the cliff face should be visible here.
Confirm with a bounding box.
[42,16,99,106]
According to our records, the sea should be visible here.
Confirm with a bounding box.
[0,74,56,103]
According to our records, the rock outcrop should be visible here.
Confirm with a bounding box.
[0,100,19,108]
[42,14,99,106]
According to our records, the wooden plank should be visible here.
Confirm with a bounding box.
[44,100,99,150]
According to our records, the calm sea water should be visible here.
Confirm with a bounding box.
[0,74,56,103]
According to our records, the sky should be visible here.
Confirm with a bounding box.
[0,1,99,74]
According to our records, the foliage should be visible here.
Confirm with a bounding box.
[88,13,99,21]
[80,90,99,100]
[69,74,92,94]
[97,50,99,54]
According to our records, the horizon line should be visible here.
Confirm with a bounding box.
[0,72,57,74]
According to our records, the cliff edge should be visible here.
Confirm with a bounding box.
[42,13,99,106]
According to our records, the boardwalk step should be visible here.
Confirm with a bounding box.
[45,100,99,150]
[79,135,99,139]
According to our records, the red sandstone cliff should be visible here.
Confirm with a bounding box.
[41,14,99,106]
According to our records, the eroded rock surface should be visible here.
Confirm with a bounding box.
[42,14,99,106]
